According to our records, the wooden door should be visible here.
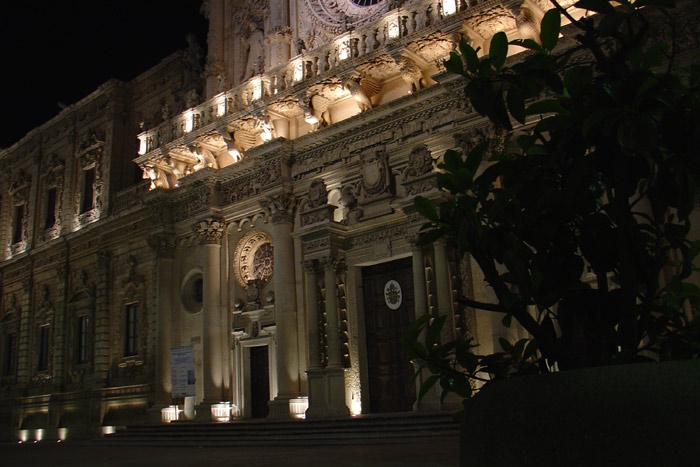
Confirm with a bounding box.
[362,257,416,413]
[250,345,270,418]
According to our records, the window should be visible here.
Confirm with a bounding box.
[12,205,24,243]
[45,187,57,229]
[4,333,16,376]
[77,316,89,364]
[124,303,139,357]
[80,167,95,214]
[38,326,50,371]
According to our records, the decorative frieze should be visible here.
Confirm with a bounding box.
[261,191,295,224]
[147,234,175,259]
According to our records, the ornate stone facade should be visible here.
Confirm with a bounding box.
[0,0,697,442]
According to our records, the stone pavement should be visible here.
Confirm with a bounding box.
[0,438,459,467]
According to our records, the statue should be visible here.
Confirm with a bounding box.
[243,23,265,80]
[183,34,204,89]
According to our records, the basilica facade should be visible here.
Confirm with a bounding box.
[1,0,697,441]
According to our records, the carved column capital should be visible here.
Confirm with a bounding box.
[262,191,295,225]
[193,219,225,245]
[302,259,318,274]
[148,234,176,259]
[319,256,343,271]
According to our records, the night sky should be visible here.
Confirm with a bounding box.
[1,0,208,149]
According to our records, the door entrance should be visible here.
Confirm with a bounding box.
[250,345,270,418]
[362,257,416,413]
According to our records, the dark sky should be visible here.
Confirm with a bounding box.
[0,0,208,149]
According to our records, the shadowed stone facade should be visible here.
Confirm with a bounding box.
[1,0,698,441]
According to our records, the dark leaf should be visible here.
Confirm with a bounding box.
[489,32,508,70]
[540,9,561,51]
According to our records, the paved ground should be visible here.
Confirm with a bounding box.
[0,439,459,467]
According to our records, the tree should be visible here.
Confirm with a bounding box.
[404,0,700,405]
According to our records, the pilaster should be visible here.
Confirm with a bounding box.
[192,218,225,419]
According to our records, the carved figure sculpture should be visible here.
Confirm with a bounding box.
[343,75,380,112]
[398,57,425,92]
[243,23,265,80]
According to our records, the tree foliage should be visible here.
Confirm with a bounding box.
[405,0,700,405]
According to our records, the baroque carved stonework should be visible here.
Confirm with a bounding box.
[233,230,275,288]
[404,144,433,179]
[262,191,295,224]
[147,234,176,259]
[359,148,392,200]
[193,219,225,245]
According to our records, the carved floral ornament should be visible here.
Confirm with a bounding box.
[404,144,433,179]
[9,169,31,205]
[233,230,274,288]
[193,218,225,244]
[307,179,329,209]
[261,191,295,224]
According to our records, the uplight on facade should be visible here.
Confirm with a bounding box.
[138,136,147,155]
[293,59,304,82]
[338,41,350,61]
[184,111,194,133]
[252,79,262,101]
[217,97,226,117]
[388,21,400,39]
[443,0,457,16]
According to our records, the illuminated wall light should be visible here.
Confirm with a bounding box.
[161,405,181,423]
[184,111,194,133]
[293,60,304,82]
[210,402,231,422]
[138,136,147,155]
[252,79,262,101]
[57,428,68,441]
[18,429,28,442]
[388,22,400,39]
[102,426,116,436]
[228,148,242,162]
[443,0,457,16]
[217,98,226,117]
[338,42,350,61]
[35,429,44,441]
[350,399,362,416]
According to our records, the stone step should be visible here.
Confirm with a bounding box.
[91,411,460,447]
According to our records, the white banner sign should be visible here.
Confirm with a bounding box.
[170,345,196,398]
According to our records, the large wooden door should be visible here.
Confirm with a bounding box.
[362,257,416,413]
[250,345,270,418]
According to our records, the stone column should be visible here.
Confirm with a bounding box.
[264,192,300,417]
[193,219,225,418]
[306,257,349,418]
[267,0,292,68]
[433,240,456,343]
[411,240,441,411]
[147,234,175,422]
[323,259,343,369]
[304,260,321,370]
[203,0,226,98]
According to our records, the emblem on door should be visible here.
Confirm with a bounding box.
[384,280,403,310]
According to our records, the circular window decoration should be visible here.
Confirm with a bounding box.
[384,279,403,310]
[349,0,382,6]
[233,231,274,288]
[181,272,204,314]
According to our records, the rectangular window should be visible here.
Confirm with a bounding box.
[77,316,89,364]
[38,326,50,371]
[45,187,57,229]
[124,303,139,357]
[80,167,95,214]
[12,205,24,243]
[4,333,16,376]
